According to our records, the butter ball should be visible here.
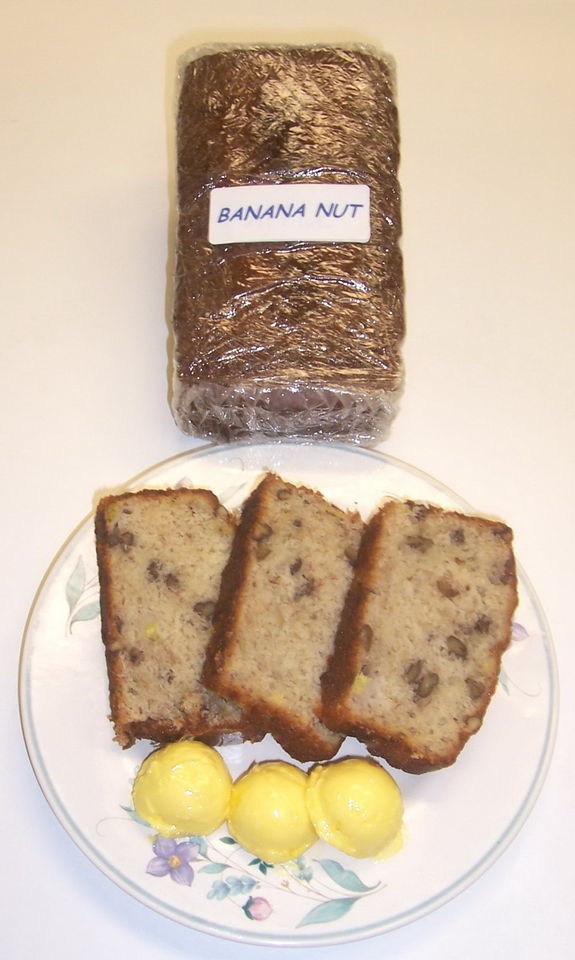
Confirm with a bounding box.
[132,740,232,838]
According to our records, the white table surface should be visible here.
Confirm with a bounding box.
[3,2,573,957]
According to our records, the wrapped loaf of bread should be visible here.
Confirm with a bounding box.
[170,44,404,443]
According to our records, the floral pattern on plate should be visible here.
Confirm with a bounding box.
[130,817,385,928]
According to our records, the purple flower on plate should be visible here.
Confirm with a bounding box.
[146,836,200,886]
[243,895,273,920]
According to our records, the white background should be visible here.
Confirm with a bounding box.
[2,1,573,958]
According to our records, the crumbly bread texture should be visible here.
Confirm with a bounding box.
[202,473,364,761]
[95,487,256,749]
[321,500,518,773]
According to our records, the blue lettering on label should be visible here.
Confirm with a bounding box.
[348,203,363,218]
[275,203,294,218]
[316,201,334,218]
[216,201,309,223]
[315,202,364,219]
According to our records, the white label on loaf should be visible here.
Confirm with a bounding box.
[208,183,371,245]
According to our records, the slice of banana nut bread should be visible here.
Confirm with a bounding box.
[202,473,364,762]
[321,499,518,772]
[95,487,255,749]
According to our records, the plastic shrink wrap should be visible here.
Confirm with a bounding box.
[170,44,404,444]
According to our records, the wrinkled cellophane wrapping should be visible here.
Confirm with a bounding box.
[170,43,404,444]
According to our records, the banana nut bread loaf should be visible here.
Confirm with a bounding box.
[201,473,364,761]
[95,487,256,749]
[321,500,518,773]
[171,44,404,444]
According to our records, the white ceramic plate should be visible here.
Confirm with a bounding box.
[19,441,557,946]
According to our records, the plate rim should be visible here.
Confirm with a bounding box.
[18,439,560,946]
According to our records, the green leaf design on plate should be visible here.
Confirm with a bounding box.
[219,836,238,845]
[66,555,86,612]
[207,880,232,901]
[314,859,378,893]
[120,804,150,827]
[69,601,101,629]
[199,862,229,874]
[297,897,359,928]
[188,835,209,857]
